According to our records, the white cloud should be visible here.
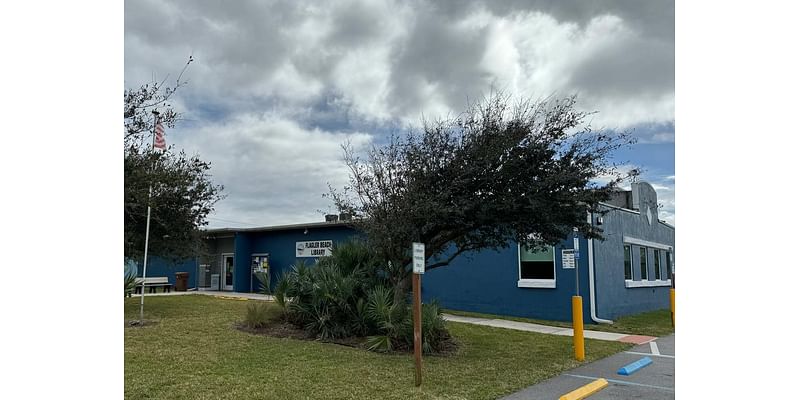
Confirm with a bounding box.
[125,0,674,227]
[169,112,373,228]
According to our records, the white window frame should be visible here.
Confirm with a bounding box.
[517,244,556,289]
[623,238,673,288]
[623,244,633,281]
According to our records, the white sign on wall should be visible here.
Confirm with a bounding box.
[561,249,575,269]
[412,242,425,274]
[296,240,333,257]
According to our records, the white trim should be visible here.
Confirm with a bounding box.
[625,279,672,288]
[221,253,234,291]
[517,279,556,288]
[599,202,641,215]
[650,341,660,356]
[623,236,672,250]
[623,244,633,280]
[625,351,675,359]
[517,243,556,288]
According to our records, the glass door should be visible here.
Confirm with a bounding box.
[222,254,234,291]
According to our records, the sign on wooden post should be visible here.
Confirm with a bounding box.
[411,242,424,386]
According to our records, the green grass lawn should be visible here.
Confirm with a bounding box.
[444,308,675,338]
[125,295,630,400]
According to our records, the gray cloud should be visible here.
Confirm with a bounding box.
[125,0,674,228]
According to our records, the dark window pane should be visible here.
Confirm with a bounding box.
[624,245,632,280]
[654,249,662,280]
[667,251,673,279]
[640,247,648,280]
[520,261,555,280]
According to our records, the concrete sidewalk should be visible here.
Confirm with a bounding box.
[130,290,274,301]
[442,314,656,344]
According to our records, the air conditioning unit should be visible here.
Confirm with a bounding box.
[325,214,339,222]
[210,274,220,291]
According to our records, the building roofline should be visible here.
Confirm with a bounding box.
[658,220,675,229]
[203,220,354,236]
[598,201,640,214]
[599,202,675,231]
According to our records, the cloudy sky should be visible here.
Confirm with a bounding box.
[125,0,675,228]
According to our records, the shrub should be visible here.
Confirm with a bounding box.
[244,302,272,329]
[268,239,453,353]
[254,271,271,295]
[124,271,138,297]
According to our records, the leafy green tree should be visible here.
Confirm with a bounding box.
[124,145,224,261]
[330,93,638,295]
[124,59,225,262]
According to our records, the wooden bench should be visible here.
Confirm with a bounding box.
[133,277,173,294]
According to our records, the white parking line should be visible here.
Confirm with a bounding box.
[650,341,660,355]
[625,351,674,359]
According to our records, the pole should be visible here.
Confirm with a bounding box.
[670,257,675,327]
[411,241,425,387]
[139,111,159,323]
[574,234,579,296]
[572,228,585,361]
[412,272,422,387]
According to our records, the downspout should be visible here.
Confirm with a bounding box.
[588,211,614,324]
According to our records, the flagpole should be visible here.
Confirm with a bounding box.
[139,110,160,323]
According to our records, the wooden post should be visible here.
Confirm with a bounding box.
[413,272,422,387]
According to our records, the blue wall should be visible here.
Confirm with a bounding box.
[592,207,674,319]
[197,185,674,322]
[423,237,594,323]
[137,256,198,289]
[236,225,361,292]
[233,232,253,292]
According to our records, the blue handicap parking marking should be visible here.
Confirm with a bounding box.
[617,357,653,376]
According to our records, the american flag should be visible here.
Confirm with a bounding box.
[153,120,166,150]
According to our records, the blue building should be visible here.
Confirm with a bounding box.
[141,182,674,323]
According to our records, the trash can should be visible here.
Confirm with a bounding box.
[175,272,189,292]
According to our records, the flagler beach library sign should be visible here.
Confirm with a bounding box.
[296,240,333,257]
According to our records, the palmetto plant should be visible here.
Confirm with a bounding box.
[263,239,451,353]
[124,271,139,297]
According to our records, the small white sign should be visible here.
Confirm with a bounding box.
[412,242,425,274]
[296,240,333,257]
[562,249,575,269]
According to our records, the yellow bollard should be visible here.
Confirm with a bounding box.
[670,288,675,328]
[572,296,585,361]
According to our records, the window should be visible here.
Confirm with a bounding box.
[640,247,649,280]
[518,245,555,288]
[623,238,673,288]
[624,245,633,280]
[666,250,673,280]
[654,249,662,280]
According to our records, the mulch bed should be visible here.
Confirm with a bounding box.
[235,320,459,356]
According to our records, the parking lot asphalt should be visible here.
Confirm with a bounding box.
[502,334,675,400]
